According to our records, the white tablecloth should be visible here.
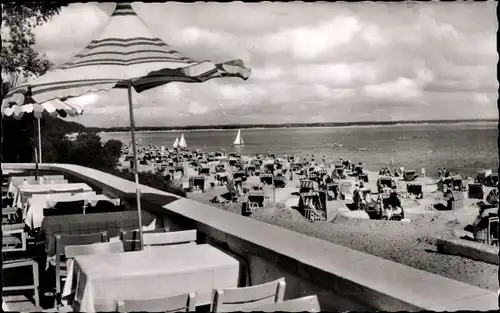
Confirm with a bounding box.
[7,175,65,196]
[15,183,92,210]
[68,244,239,312]
[25,192,119,229]
[7,176,36,195]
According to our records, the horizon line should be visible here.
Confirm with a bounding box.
[87,118,499,130]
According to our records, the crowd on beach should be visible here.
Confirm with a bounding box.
[113,141,500,290]
[118,142,497,227]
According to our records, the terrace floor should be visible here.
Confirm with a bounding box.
[3,295,41,312]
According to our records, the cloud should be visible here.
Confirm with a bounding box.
[363,78,422,99]
[31,2,498,127]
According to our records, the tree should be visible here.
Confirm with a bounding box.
[104,140,123,160]
[1,2,66,163]
[1,2,65,77]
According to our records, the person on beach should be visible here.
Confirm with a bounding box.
[399,164,405,176]
[443,185,454,209]
[388,188,404,219]
[421,167,426,178]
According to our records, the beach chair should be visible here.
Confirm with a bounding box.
[115,292,196,312]
[468,183,484,199]
[488,216,499,246]
[53,232,108,306]
[240,295,321,312]
[407,182,423,199]
[403,170,418,182]
[211,278,286,312]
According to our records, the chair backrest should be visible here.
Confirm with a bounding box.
[54,231,108,293]
[240,295,320,312]
[44,175,65,181]
[115,292,196,313]
[48,179,68,184]
[212,278,286,312]
[143,230,197,247]
[65,240,124,259]
[55,232,109,258]
[120,228,167,251]
[2,227,27,252]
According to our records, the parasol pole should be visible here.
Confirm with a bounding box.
[34,148,39,180]
[127,80,144,250]
[37,118,42,163]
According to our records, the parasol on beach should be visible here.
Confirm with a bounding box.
[1,2,251,248]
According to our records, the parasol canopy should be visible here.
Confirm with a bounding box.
[1,2,251,113]
[1,2,251,251]
[3,98,83,120]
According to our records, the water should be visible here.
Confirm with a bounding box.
[100,122,498,179]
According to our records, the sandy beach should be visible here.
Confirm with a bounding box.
[117,140,497,292]
[186,169,498,291]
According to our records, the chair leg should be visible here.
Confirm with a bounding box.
[32,260,40,307]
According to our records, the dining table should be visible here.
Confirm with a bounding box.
[14,183,92,211]
[65,243,239,312]
[24,192,120,229]
[7,175,66,195]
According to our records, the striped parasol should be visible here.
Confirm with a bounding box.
[1,2,250,111]
[3,98,83,120]
[1,2,251,249]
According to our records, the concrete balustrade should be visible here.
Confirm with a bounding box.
[3,163,498,311]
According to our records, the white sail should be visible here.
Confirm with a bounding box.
[179,134,187,148]
[172,137,179,148]
[233,129,244,145]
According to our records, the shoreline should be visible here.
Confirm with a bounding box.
[99,120,498,134]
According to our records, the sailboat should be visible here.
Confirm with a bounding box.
[172,137,179,148]
[178,134,187,148]
[232,129,244,146]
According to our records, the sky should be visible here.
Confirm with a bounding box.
[32,1,498,127]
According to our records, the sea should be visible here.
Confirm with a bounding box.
[99,122,498,179]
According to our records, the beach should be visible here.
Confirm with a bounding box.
[187,170,498,291]
[111,123,498,292]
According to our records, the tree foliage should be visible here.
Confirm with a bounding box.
[108,168,187,198]
[1,2,66,163]
[1,2,65,77]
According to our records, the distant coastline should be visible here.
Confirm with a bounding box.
[93,119,498,134]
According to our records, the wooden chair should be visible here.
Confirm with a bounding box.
[3,258,40,307]
[44,175,65,181]
[120,229,197,251]
[63,241,124,306]
[211,278,286,312]
[2,223,40,307]
[143,229,197,247]
[115,292,197,313]
[240,295,321,312]
[2,223,27,252]
[53,232,108,305]
[64,240,124,259]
